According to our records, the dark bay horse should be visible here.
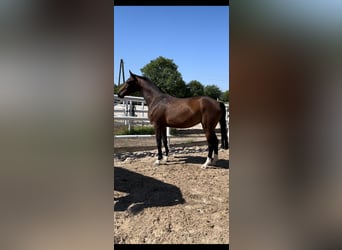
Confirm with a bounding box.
[118,71,229,168]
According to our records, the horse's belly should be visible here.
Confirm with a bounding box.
[169,120,200,128]
[166,113,201,128]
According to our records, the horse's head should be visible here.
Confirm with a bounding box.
[117,71,141,98]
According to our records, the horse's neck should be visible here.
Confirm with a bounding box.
[139,80,163,107]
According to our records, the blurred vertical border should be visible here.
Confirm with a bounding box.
[0,1,113,249]
[231,0,342,249]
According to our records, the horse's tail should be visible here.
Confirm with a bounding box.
[219,102,229,149]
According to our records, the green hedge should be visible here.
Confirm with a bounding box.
[114,126,178,136]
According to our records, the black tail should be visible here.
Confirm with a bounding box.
[219,102,229,149]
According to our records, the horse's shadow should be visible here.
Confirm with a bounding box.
[171,155,229,169]
[114,167,185,215]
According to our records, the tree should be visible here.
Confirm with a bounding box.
[140,56,187,98]
[220,90,229,103]
[187,80,204,97]
[204,85,222,100]
[113,83,120,94]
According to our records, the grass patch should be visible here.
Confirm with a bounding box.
[114,125,155,135]
[170,128,178,136]
[114,126,180,136]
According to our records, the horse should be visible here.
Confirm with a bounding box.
[117,71,229,168]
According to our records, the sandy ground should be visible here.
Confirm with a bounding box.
[114,133,229,244]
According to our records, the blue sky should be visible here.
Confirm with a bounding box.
[114,6,229,91]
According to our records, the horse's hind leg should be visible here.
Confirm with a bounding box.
[210,132,219,165]
[153,125,168,166]
[213,133,219,163]
[202,129,219,169]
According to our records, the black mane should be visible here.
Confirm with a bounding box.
[137,74,165,93]
[137,75,150,81]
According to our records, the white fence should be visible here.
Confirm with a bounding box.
[113,95,148,120]
[113,95,171,141]
[113,95,229,142]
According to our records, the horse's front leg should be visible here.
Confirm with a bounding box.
[153,126,163,166]
[161,126,169,162]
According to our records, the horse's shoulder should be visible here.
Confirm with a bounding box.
[154,94,170,103]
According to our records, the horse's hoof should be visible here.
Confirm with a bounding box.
[201,164,208,169]
[163,156,168,162]
[211,154,218,165]
[153,160,160,166]
[201,157,213,169]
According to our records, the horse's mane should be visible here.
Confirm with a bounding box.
[137,74,165,93]
[137,75,150,81]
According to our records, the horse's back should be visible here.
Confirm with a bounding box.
[173,96,221,115]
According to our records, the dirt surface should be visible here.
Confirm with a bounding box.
[114,135,229,244]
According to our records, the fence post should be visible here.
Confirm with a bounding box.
[128,100,132,132]
[167,127,171,146]
[124,99,128,126]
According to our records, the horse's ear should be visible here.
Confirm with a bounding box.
[129,70,137,80]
